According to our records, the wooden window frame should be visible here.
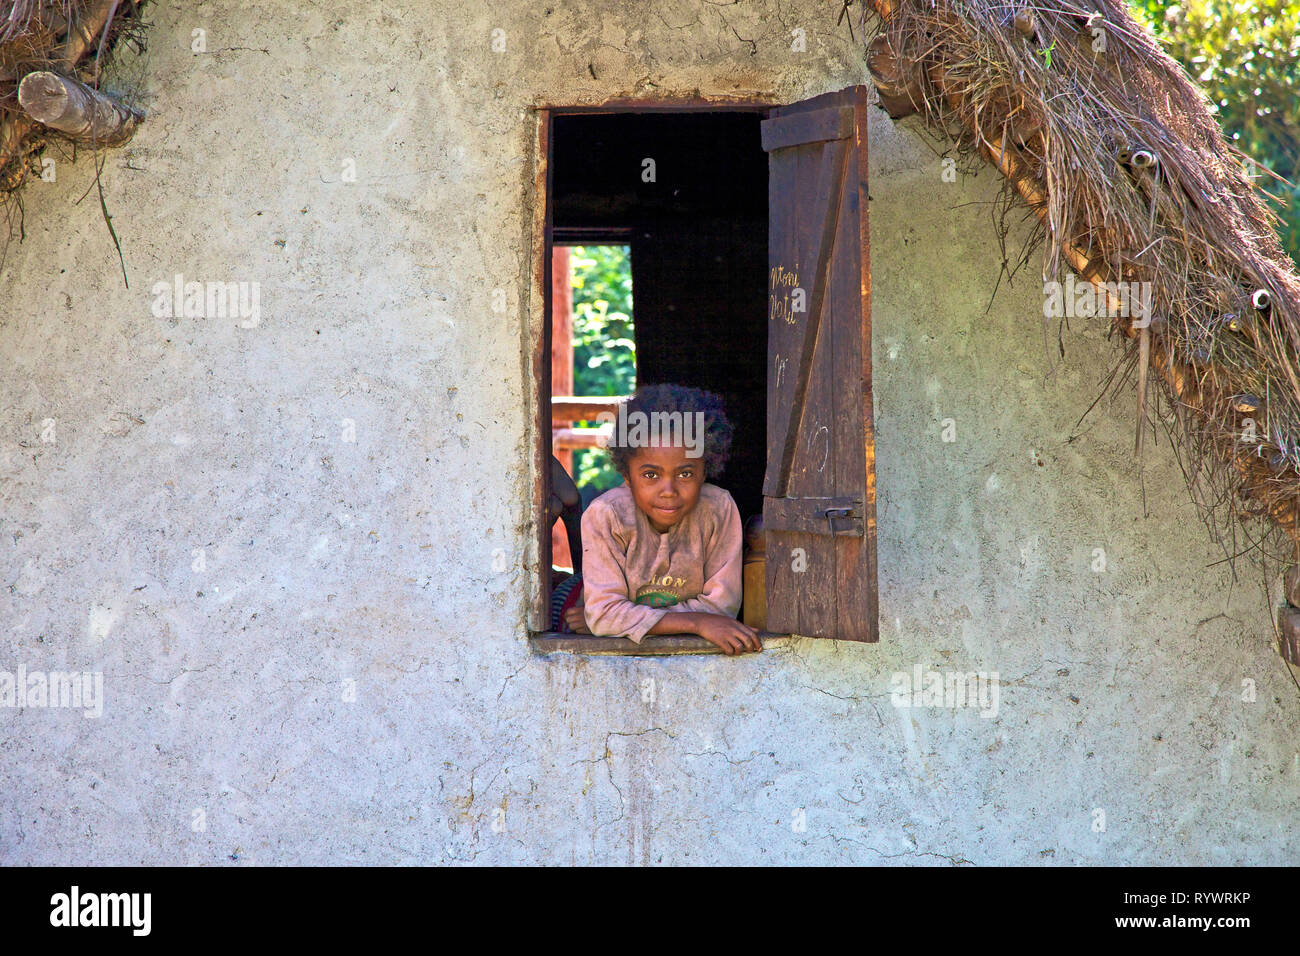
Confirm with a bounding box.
[527,97,799,657]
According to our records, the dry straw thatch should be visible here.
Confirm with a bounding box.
[859,0,1300,564]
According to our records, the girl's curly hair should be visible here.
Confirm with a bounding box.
[605,384,734,480]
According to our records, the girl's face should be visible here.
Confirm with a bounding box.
[625,443,704,533]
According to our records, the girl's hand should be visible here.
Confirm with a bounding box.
[695,615,762,655]
[564,602,591,634]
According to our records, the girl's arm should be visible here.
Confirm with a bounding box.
[644,609,760,654]
[579,501,668,643]
[664,493,744,619]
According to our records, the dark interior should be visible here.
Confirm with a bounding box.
[551,111,769,523]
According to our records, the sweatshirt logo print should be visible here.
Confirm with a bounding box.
[636,574,686,608]
[635,589,680,608]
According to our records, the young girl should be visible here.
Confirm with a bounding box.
[563,384,761,655]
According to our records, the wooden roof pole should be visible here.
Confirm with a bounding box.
[60,0,124,70]
[0,0,133,186]
[19,70,141,146]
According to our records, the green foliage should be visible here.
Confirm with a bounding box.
[571,446,624,499]
[1129,0,1300,262]
[566,245,635,494]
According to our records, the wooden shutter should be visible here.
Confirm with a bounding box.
[761,86,878,642]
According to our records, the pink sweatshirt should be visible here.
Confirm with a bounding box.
[580,483,744,643]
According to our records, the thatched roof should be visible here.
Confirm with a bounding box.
[860,0,1300,563]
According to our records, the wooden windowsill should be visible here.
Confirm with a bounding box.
[531,631,789,656]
